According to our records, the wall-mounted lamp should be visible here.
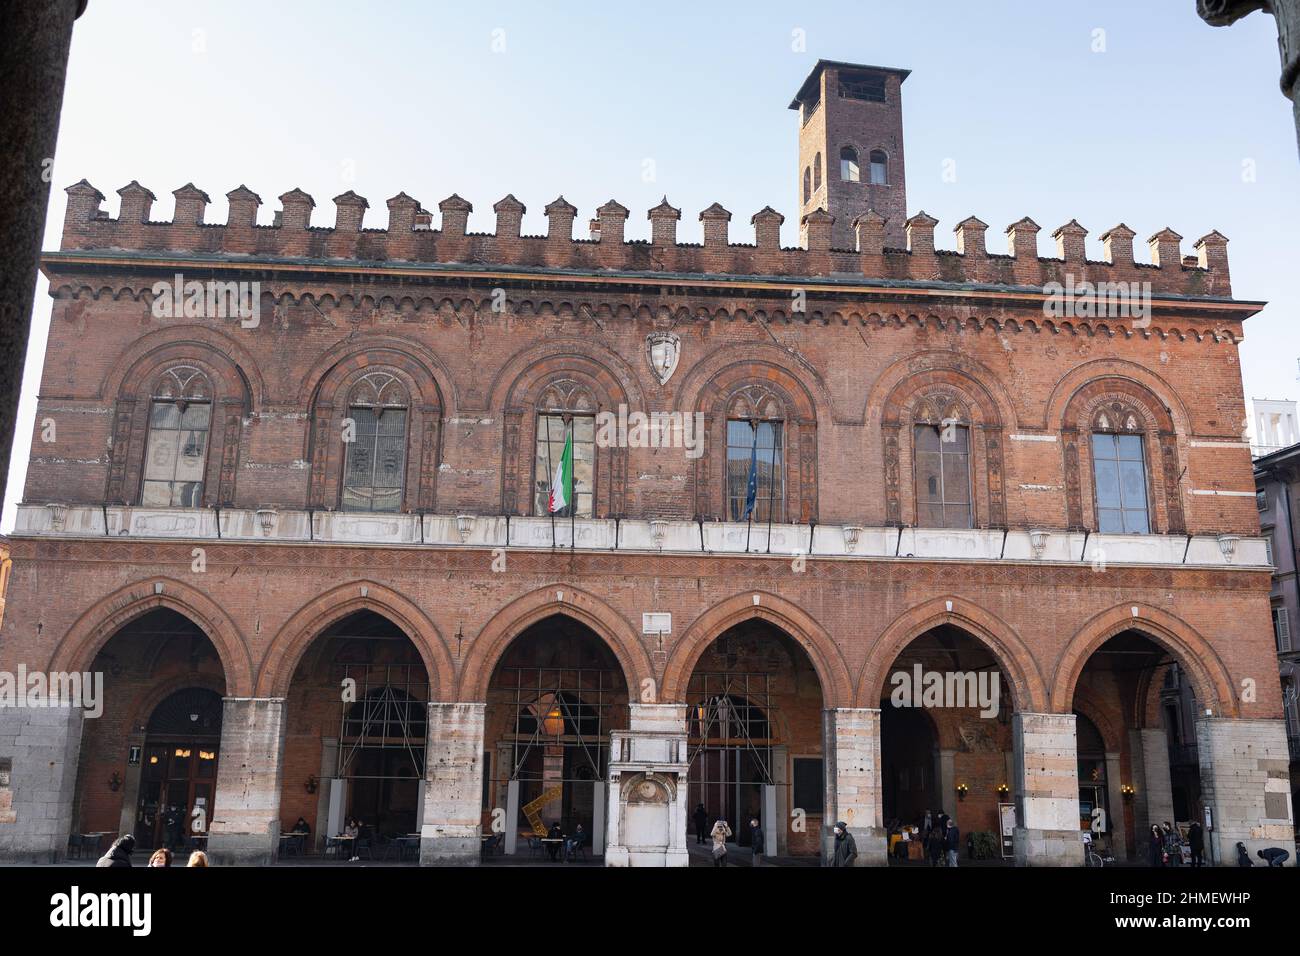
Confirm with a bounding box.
[956,783,969,801]
[108,771,121,793]
[1121,784,1135,802]
[305,775,318,795]
[996,783,1009,797]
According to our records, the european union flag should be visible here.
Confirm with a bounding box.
[742,423,759,520]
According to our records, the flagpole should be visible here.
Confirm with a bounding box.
[744,419,757,553]
[545,415,556,550]
[764,425,777,553]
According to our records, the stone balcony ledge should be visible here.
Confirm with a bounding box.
[12,503,1269,569]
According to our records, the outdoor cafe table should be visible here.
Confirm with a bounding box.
[327,835,354,860]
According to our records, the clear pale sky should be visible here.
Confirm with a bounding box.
[8,0,1299,529]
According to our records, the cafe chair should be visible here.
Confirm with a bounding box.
[67,833,84,859]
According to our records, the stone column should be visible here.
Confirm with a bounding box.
[0,705,83,863]
[1138,728,1175,834]
[206,698,286,865]
[1196,717,1296,866]
[937,748,957,822]
[822,707,887,865]
[1012,712,1080,866]
[605,703,689,867]
[1104,751,1127,859]
[117,729,146,838]
[771,743,789,854]
[419,702,485,865]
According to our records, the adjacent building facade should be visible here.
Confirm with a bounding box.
[0,61,1292,866]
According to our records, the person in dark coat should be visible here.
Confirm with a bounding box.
[1188,821,1204,867]
[1257,847,1291,867]
[927,826,945,866]
[1148,825,1165,867]
[830,821,857,867]
[545,822,562,861]
[96,834,135,868]
[944,820,961,867]
[692,804,709,845]
[749,817,764,866]
[1236,841,1253,867]
[164,805,183,848]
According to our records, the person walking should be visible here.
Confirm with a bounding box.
[95,834,135,868]
[710,818,732,867]
[944,819,961,868]
[1188,821,1204,867]
[1148,825,1165,867]
[693,804,709,846]
[1163,822,1182,867]
[830,821,857,867]
[749,816,764,867]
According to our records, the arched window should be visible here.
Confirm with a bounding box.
[803,166,811,204]
[1090,402,1149,534]
[725,386,785,523]
[912,392,972,529]
[869,149,888,185]
[342,371,409,513]
[813,153,822,191]
[840,146,860,182]
[534,379,596,518]
[141,366,212,507]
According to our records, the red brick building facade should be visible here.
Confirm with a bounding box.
[0,61,1292,866]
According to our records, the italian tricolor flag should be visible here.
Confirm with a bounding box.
[548,426,573,514]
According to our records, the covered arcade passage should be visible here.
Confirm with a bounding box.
[684,618,825,858]
[281,610,429,857]
[483,614,629,857]
[72,607,228,854]
[879,624,1015,864]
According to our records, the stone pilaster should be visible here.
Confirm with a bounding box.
[0,705,83,863]
[822,707,887,865]
[207,697,286,866]
[605,703,689,867]
[419,702,485,865]
[1012,712,1080,866]
[1196,717,1296,866]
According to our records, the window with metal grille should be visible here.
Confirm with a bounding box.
[1091,432,1149,533]
[726,419,784,523]
[1274,607,1291,653]
[534,413,595,517]
[142,400,210,507]
[838,73,886,103]
[342,405,407,512]
[914,423,972,528]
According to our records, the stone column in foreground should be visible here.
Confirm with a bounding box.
[0,705,83,863]
[605,703,689,867]
[1012,712,1080,866]
[823,707,887,865]
[206,697,286,865]
[419,702,486,865]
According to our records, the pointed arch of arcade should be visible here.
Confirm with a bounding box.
[1070,687,1125,754]
[459,585,654,701]
[1049,604,1237,718]
[660,592,853,707]
[856,596,1049,712]
[255,581,455,699]
[47,577,254,697]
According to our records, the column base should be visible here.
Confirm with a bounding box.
[605,845,689,867]
[419,831,481,866]
[1014,827,1081,866]
[205,832,278,866]
[823,826,888,865]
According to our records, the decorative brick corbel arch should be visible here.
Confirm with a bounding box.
[856,596,1048,712]
[879,367,1009,528]
[1057,376,1185,533]
[303,347,445,512]
[104,337,253,506]
[661,591,853,708]
[458,585,654,701]
[1049,604,1236,717]
[255,581,455,699]
[46,577,255,697]
[490,342,644,517]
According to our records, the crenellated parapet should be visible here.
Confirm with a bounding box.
[59,179,1234,298]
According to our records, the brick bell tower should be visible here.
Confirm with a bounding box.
[790,60,910,251]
